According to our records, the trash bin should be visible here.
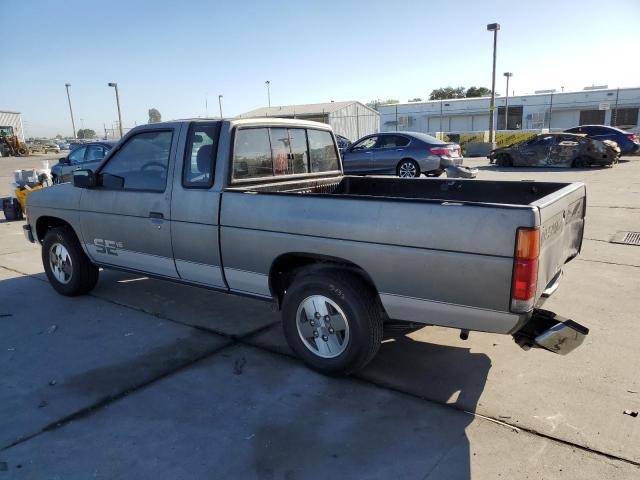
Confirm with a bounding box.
[2,197,23,221]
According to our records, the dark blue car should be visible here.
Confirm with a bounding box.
[564,125,639,155]
[51,141,117,183]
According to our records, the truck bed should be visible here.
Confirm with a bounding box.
[229,175,575,207]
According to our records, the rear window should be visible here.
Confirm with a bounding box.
[232,127,339,181]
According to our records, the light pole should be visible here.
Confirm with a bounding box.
[108,82,123,138]
[218,95,223,118]
[64,83,77,138]
[487,23,500,144]
[503,72,513,130]
[265,80,271,107]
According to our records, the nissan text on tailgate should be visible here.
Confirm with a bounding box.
[24,118,589,374]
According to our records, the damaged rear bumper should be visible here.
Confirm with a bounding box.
[513,309,589,355]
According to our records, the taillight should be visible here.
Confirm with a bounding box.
[627,134,638,142]
[430,147,450,156]
[511,227,540,313]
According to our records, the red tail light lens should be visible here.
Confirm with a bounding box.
[430,147,450,156]
[511,228,540,312]
[627,134,638,142]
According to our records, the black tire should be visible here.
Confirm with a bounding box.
[42,226,99,296]
[572,156,590,168]
[281,268,384,375]
[397,159,420,178]
[496,153,513,167]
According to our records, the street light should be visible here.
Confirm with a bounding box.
[487,22,500,144]
[218,95,223,118]
[64,83,77,138]
[265,80,271,107]
[503,72,513,130]
[108,82,123,138]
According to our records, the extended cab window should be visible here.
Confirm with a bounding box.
[85,145,105,162]
[307,129,339,172]
[184,123,220,188]
[100,130,173,191]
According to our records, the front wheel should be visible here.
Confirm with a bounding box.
[42,226,99,296]
[281,269,384,375]
[397,160,420,178]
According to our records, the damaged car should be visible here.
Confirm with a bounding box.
[489,133,620,168]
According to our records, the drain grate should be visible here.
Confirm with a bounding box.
[610,231,640,246]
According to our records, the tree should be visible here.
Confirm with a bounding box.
[148,108,162,124]
[408,97,423,102]
[429,87,466,100]
[366,99,400,111]
[465,86,492,98]
[76,129,96,139]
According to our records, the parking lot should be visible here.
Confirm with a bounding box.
[1,153,639,479]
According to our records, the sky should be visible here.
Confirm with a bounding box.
[3,0,640,138]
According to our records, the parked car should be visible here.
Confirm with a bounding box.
[27,141,61,154]
[57,142,71,150]
[51,141,117,183]
[24,118,588,374]
[335,134,351,153]
[342,131,463,178]
[489,133,620,168]
[564,125,640,155]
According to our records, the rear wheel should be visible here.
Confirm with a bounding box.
[281,268,384,375]
[42,226,99,296]
[572,156,590,168]
[397,159,420,178]
[496,153,513,167]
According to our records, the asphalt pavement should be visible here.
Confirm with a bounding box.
[0,153,638,479]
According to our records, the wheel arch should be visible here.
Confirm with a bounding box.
[35,216,75,243]
[268,252,380,309]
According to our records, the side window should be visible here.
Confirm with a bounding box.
[307,129,339,172]
[288,129,309,175]
[85,145,105,162]
[183,123,220,188]
[101,130,173,191]
[351,136,378,151]
[68,146,86,164]
[378,135,410,148]
[233,128,273,180]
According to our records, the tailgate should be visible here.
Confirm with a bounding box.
[531,182,586,301]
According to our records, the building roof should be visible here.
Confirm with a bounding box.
[239,101,371,118]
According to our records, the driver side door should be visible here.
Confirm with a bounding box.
[515,136,553,166]
[342,136,378,174]
[78,126,181,278]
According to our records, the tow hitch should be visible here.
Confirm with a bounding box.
[513,309,589,355]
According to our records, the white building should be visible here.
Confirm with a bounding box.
[240,101,379,141]
[0,110,25,142]
[379,87,640,135]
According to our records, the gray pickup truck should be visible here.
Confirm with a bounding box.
[24,118,589,374]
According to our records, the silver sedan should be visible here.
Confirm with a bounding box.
[341,131,463,177]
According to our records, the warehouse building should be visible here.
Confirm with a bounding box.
[240,101,379,141]
[0,110,25,142]
[378,86,640,135]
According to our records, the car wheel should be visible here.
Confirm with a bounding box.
[496,153,513,167]
[397,160,420,178]
[281,268,384,375]
[42,226,99,296]
[572,156,590,168]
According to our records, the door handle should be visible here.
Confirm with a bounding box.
[149,212,164,219]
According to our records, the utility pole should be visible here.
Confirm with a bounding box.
[503,72,513,130]
[487,23,500,144]
[612,87,620,126]
[548,92,554,130]
[218,95,223,118]
[64,83,77,138]
[108,82,124,138]
[265,80,271,107]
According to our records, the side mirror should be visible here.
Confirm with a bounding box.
[60,157,70,164]
[72,169,97,188]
